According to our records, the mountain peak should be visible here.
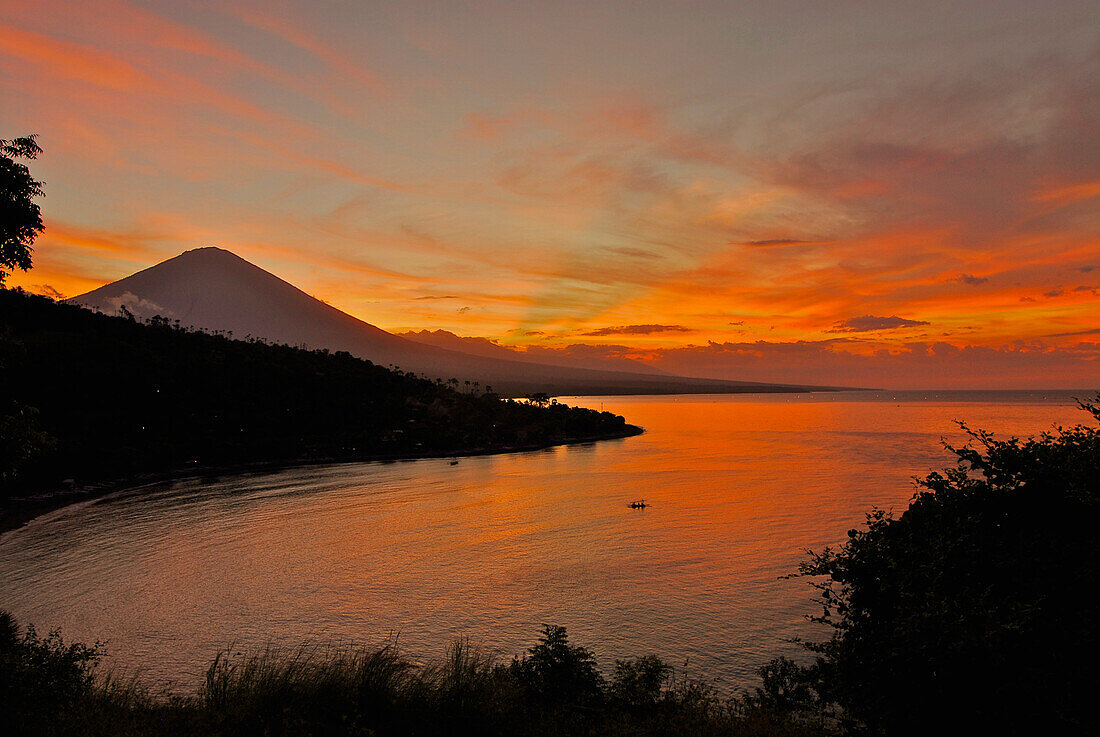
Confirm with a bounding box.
[175,245,252,264]
[67,248,795,395]
[68,246,399,347]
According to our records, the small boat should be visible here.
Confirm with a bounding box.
[449,460,459,466]
[629,499,648,509]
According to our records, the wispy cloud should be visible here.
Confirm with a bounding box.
[827,315,931,333]
[581,324,694,336]
[739,239,824,248]
[1045,327,1100,338]
[2,0,1096,380]
[222,4,389,95]
[955,273,989,286]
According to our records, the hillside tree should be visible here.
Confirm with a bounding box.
[0,135,44,285]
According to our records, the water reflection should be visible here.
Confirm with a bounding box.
[0,392,1085,690]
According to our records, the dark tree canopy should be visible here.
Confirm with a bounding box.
[794,398,1100,735]
[0,135,44,285]
[511,625,605,707]
[0,288,632,499]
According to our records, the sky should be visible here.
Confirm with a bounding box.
[2,0,1098,388]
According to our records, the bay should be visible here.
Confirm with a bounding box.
[0,390,1090,690]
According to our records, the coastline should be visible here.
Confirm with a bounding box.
[0,424,645,535]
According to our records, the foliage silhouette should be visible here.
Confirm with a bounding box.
[608,653,670,711]
[526,392,552,408]
[0,135,44,285]
[0,288,635,504]
[779,396,1100,735]
[511,624,605,707]
[0,612,829,737]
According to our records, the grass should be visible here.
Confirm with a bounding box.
[1,614,832,737]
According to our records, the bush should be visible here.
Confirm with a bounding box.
[790,396,1100,735]
[0,610,119,736]
[511,624,605,707]
[609,654,670,710]
[0,614,761,736]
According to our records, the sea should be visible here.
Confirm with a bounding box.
[0,389,1091,691]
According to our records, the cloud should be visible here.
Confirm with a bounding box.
[0,24,149,92]
[600,246,662,260]
[956,273,989,286]
[1045,328,1100,338]
[461,48,1098,335]
[828,315,931,333]
[740,238,823,248]
[102,291,171,319]
[580,324,694,336]
[420,330,1100,389]
[473,337,1100,390]
[29,284,66,300]
[460,108,553,140]
[5,1,1096,357]
[223,4,388,95]
[457,306,471,314]
[1044,288,1065,298]
[1020,296,1036,302]
[645,339,1100,390]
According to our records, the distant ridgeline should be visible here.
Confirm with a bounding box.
[0,289,636,499]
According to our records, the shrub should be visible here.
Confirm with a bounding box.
[0,610,101,735]
[609,654,670,710]
[792,396,1100,735]
[511,624,605,708]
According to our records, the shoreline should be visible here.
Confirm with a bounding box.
[0,424,645,535]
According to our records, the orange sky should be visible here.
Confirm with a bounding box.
[2,0,1098,387]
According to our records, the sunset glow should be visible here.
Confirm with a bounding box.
[3,0,1098,387]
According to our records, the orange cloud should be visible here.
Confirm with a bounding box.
[1,1,1096,389]
[225,4,388,96]
[0,25,149,91]
[1033,181,1100,204]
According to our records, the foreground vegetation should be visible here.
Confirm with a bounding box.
[4,398,1096,735]
[1,617,824,737]
[0,288,635,507]
[773,395,1100,735]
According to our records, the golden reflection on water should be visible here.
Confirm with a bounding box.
[0,392,1086,690]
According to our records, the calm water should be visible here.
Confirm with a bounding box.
[0,390,1090,690]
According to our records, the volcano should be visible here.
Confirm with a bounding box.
[68,247,810,396]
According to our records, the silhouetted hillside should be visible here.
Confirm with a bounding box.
[0,288,637,503]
